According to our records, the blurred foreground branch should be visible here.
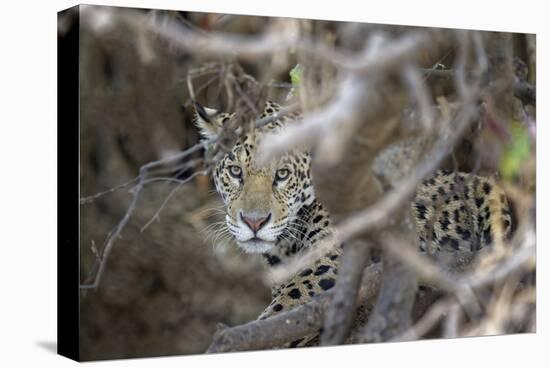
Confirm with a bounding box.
[77,5,536,351]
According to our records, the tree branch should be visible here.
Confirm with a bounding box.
[354,247,417,343]
[207,263,383,353]
[320,239,371,346]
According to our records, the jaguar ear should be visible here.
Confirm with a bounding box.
[194,102,222,140]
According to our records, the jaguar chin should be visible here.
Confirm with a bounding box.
[236,238,276,254]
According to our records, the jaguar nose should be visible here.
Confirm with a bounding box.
[240,212,272,233]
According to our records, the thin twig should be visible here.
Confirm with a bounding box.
[80,141,211,289]
[80,177,139,204]
[403,64,435,130]
[390,299,454,342]
[140,169,210,232]
[80,176,145,290]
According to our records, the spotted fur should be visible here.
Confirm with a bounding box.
[415,170,513,255]
[196,101,514,348]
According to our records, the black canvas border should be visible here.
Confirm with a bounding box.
[57,4,80,362]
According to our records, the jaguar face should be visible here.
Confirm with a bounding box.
[195,102,314,253]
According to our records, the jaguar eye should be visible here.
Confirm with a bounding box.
[228,165,242,179]
[275,168,290,181]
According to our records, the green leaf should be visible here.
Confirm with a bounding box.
[500,121,531,181]
[290,64,301,86]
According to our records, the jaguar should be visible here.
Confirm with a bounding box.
[195,100,514,347]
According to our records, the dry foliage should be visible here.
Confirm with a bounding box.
[70,5,536,358]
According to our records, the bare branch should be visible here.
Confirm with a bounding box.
[321,239,371,346]
[79,140,211,289]
[256,33,432,165]
[355,244,418,343]
[80,176,139,204]
[380,233,483,318]
[267,98,480,284]
[140,169,210,232]
[207,263,383,353]
[148,11,429,74]
[390,299,455,342]
[80,175,145,290]
[403,64,435,130]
